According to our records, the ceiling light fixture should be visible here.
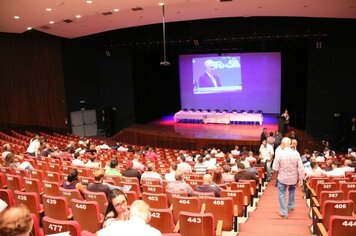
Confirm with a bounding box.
[27,27,32,30]
[14,16,20,19]
[46,8,52,11]
[86,0,93,4]
[159,3,170,66]
[49,21,55,24]
[76,15,81,18]
[114,9,119,12]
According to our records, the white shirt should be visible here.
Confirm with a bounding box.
[177,162,192,173]
[326,168,345,177]
[315,156,325,162]
[231,150,240,156]
[72,159,85,167]
[141,172,163,184]
[97,216,161,236]
[164,171,176,182]
[259,144,274,162]
[245,156,257,163]
[132,159,144,172]
[27,139,40,153]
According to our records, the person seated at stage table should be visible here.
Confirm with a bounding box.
[194,174,221,197]
[222,165,235,182]
[177,154,192,174]
[234,163,259,184]
[199,59,222,88]
[141,163,163,184]
[166,170,193,196]
[164,162,178,182]
[122,160,142,182]
[194,156,209,174]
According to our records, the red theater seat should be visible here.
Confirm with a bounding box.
[0,189,15,207]
[142,192,168,209]
[149,208,175,233]
[42,194,72,220]
[42,216,82,236]
[176,211,221,236]
[171,195,202,223]
[317,215,356,236]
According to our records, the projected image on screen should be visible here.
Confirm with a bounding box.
[193,56,242,94]
[179,53,281,114]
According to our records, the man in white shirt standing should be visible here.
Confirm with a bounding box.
[259,139,274,181]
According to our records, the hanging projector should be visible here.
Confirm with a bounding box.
[160,60,171,66]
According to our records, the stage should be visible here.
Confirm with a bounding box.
[115,114,279,151]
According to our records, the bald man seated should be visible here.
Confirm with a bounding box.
[194,174,221,197]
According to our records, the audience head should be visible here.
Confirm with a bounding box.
[223,165,231,173]
[178,154,186,163]
[212,168,223,184]
[310,161,318,169]
[248,151,253,156]
[170,162,178,172]
[147,163,155,172]
[67,169,79,183]
[175,170,184,181]
[203,174,213,185]
[129,200,151,223]
[2,143,11,152]
[93,169,105,182]
[237,163,246,170]
[197,156,204,163]
[110,160,118,168]
[4,153,16,166]
[281,137,291,148]
[106,189,128,219]
[0,204,33,236]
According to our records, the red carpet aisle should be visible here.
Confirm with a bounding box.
[238,175,313,236]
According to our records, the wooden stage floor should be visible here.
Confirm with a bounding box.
[116,114,279,151]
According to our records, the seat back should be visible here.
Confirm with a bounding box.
[83,189,108,215]
[14,190,43,220]
[45,171,61,182]
[231,182,251,201]
[70,198,103,233]
[36,161,48,172]
[142,192,168,209]
[42,216,81,236]
[42,194,71,220]
[165,189,188,206]
[172,196,201,223]
[43,180,61,196]
[309,177,329,192]
[192,191,215,202]
[205,197,234,231]
[31,214,44,236]
[23,177,43,196]
[328,215,356,236]
[322,200,353,231]
[29,169,45,182]
[104,174,121,185]
[124,190,138,206]
[0,166,15,175]
[340,182,356,197]
[332,178,349,189]
[118,182,141,197]
[121,176,139,184]
[0,172,7,188]
[319,191,345,213]
[185,179,203,189]
[178,211,215,236]
[221,189,245,217]
[347,190,356,213]
[48,163,61,173]
[14,168,29,178]
[142,184,164,194]
[149,208,175,233]
[6,174,25,192]
[141,179,161,186]
[0,189,15,207]
[59,187,84,202]
[315,182,337,200]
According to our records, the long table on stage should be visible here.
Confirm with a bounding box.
[174,111,263,125]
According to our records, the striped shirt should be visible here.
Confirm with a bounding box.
[272,147,305,185]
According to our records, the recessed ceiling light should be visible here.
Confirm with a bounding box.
[27,27,32,30]
[49,21,55,24]
[46,8,52,11]
[113,8,119,12]
[14,16,20,19]
[86,0,93,3]
[76,15,81,18]
[158,2,164,6]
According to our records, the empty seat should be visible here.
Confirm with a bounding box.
[0,167,15,175]
[171,195,202,223]
[347,190,356,213]
[192,191,214,202]
[59,187,84,203]
[142,184,164,194]
[165,189,188,206]
[0,189,15,207]
[121,176,139,184]
[42,216,82,236]
[14,190,43,221]
[71,198,104,233]
[142,179,161,186]
[142,192,168,209]
[6,174,25,192]
[317,215,356,236]
[221,189,246,217]
[118,182,141,197]
[339,182,356,197]
[31,214,44,236]
[29,169,45,182]
[231,182,252,206]
[314,182,338,200]
[177,211,220,236]
[42,180,61,196]
[0,172,7,188]
[42,194,72,220]
[23,177,44,196]
[204,197,237,231]
[149,208,175,234]
[45,171,61,182]
[14,168,29,178]
[83,189,109,215]
[124,190,138,206]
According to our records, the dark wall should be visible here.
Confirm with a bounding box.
[0,32,67,129]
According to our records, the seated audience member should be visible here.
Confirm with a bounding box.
[204,154,217,170]
[141,163,162,184]
[145,147,157,163]
[212,167,223,184]
[252,157,265,168]
[1,143,12,161]
[240,156,251,168]
[314,151,325,162]
[26,134,41,158]
[97,200,161,236]
[324,159,334,171]
[40,143,53,157]
[245,151,257,164]
[166,170,193,196]
[0,204,33,236]
[61,169,86,194]
[103,189,129,227]
[215,149,225,158]
[85,155,101,168]
[3,153,34,172]
[87,169,111,198]
[122,161,141,182]
[240,146,249,156]
[222,165,235,182]
[85,144,97,154]
[71,152,85,167]
[231,145,240,156]
[177,155,192,174]
[305,161,326,178]
[97,142,110,150]
[105,160,122,178]
[194,174,221,197]
[132,154,145,172]
[194,156,208,174]
[348,155,356,168]
[342,159,355,172]
[325,161,345,177]
[301,149,311,163]
[234,163,259,184]
[164,162,178,182]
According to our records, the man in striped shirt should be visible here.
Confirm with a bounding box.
[272,137,305,219]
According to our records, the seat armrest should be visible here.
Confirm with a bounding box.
[316,223,328,236]
[311,197,320,208]
[173,221,180,233]
[200,203,206,213]
[215,220,223,236]
[312,207,323,221]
